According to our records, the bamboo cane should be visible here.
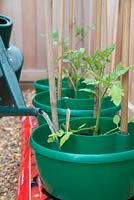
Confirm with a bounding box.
[69,0,74,50]
[111,0,119,70]
[102,0,108,50]
[58,0,65,99]
[96,0,102,50]
[121,0,131,134]
[66,109,71,132]
[50,0,53,28]
[72,15,76,50]
[88,1,96,55]
[114,0,123,66]
[68,0,74,88]
[94,0,102,117]
[45,0,59,131]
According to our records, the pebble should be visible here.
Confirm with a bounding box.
[0,89,35,200]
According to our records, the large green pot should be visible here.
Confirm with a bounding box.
[30,117,134,200]
[32,89,121,124]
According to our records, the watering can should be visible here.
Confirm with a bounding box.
[0,15,40,117]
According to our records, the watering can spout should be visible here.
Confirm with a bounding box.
[0,15,40,117]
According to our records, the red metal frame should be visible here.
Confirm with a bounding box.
[16,116,55,200]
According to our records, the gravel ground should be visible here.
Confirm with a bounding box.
[0,89,35,200]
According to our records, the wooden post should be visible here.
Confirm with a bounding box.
[94,0,102,117]
[111,0,119,70]
[102,0,108,50]
[50,0,53,28]
[121,0,131,134]
[72,10,76,50]
[114,0,123,66]
[58,0,65,99]
[69,0,74,50]
[96,0,102,50]
[68,0,74,88]
[45,0,59,131]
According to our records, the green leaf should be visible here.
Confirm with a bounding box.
[52,30,59,40]
[109,64,134,81]
[47,137,55,143]
[53,41,59,46]
[87,69,102,81]
[64,38,69,51]
[56,129,65,137]
[63,58,70,63]
[75,26,84,38]
[80,48,86,54]
[113,115,120,126]
[83,56,91,64]
[128,116,134,123]
[83,78,99,85]
[108,82,124,106]
[60,131,73,147]
[47,133,57,143]
[64,38,69,45]
[62,68,69,73]
[75,26,82,36]
[103,44,116,57]
[80,88,95,95]
[78,123,86,130]
[88,24,96,30]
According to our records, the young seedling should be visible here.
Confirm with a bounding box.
[82,45,134,135]
[60,48,87,98]
[53,24,95,51]
[75,24,96,47]
[59,45,134,135]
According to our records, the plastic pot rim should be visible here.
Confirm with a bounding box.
[30,117,134,164]
[32,91,121,116]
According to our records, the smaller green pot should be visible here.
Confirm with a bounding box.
[33,78,68,93]
[32,89,121,125]
[30,117,134,200]
[33,77,89,94]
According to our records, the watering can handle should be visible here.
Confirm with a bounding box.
[0,35,41,116]
[0,36,26,108]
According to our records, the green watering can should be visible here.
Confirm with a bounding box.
[0,15,40,117]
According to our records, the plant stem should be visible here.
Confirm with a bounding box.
[58,0,65,99]
[73,126,95,133]
[93,85,109,136]
[66,68,76,92]
[103,126,119,135]
[93,93,102,135]
[66,109,70,132]
[74,79,79,98]
[94,86,99,117]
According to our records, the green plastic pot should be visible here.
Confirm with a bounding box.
[30,117,134,200]
[32,89,121,125]
[33,78,69,93]
[33,77,89,94]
